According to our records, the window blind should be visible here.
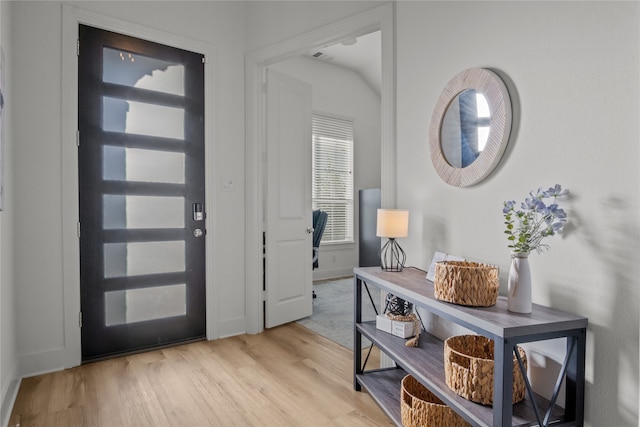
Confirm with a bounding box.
[312,114,354,244]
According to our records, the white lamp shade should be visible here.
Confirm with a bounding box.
[376,209,409,238]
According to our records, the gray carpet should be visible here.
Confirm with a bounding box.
[297,276,380,349]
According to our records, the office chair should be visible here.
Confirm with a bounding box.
[312,209,328,298]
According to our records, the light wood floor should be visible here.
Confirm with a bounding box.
[9,323,391,427]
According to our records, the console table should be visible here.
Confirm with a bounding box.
[353,267,587,427]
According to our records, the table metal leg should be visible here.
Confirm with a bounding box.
[494,338,514,427]
[353,276,363,391]
[566,329,587,426]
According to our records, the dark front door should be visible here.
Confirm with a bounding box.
[78,24,206,361]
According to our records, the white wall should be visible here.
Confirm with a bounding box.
[270,55,381,279]
[396,2,639,426]
[0,1,18,424]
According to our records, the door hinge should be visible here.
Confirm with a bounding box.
[77,222,81,238]
[76,130,80,147]
[79,312,82,328]
[202,56,206,64]
[76,38,80,56]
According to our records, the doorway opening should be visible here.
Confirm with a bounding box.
[266,31,383,347]
[245,3,395,336]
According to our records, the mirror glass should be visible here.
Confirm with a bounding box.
[441,90,491,168]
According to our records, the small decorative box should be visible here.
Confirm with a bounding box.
[375,314,415,338]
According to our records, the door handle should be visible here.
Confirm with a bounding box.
[307,227,314,234]
[193,228,204,238]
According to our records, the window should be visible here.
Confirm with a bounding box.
[312,113,354,244]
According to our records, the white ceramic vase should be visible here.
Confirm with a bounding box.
[508,252,532,313]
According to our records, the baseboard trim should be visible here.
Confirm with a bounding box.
[216,316,246,339]
[1,364,21,427]
[19,348,67,379]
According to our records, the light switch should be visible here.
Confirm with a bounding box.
[222,177,235,191]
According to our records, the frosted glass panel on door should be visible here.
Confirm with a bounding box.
[103,146,185,184]
[102,47,185,97]
[104,241,185,278]
[103,195,184,230]
[103,96,184,140]
[105,284,186,326]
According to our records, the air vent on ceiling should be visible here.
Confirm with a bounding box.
[306,51,335,62]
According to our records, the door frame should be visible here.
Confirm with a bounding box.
[61,5,218,368]
[245,3,396,334]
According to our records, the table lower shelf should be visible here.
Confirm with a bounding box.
[356,369,405,426]
[356,321,567,427]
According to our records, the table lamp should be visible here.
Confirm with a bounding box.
[376,209,409,272]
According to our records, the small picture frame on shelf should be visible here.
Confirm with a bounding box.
[426,251,464,282]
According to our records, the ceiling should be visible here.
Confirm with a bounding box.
[304,31,381,96]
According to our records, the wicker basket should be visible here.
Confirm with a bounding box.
[401,375,469,427]
[434,261,499,307]
[444,335,527,406]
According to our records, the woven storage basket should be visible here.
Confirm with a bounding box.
[401,375,469,427]
[434,261,499,307]
[444,335,527,406]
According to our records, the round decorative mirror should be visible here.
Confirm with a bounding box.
[429,68,512,187]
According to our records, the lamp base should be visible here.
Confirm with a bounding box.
[379,238,406,272]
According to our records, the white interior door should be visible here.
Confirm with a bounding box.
[264,69,313,328]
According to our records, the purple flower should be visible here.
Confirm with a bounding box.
[530,187,546,200]
[503,200,516,214]
[544,184,569,198]
[550,221,565,232]
[547,204,567,220]
[503,184,570,254]
[522,197,545,212]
